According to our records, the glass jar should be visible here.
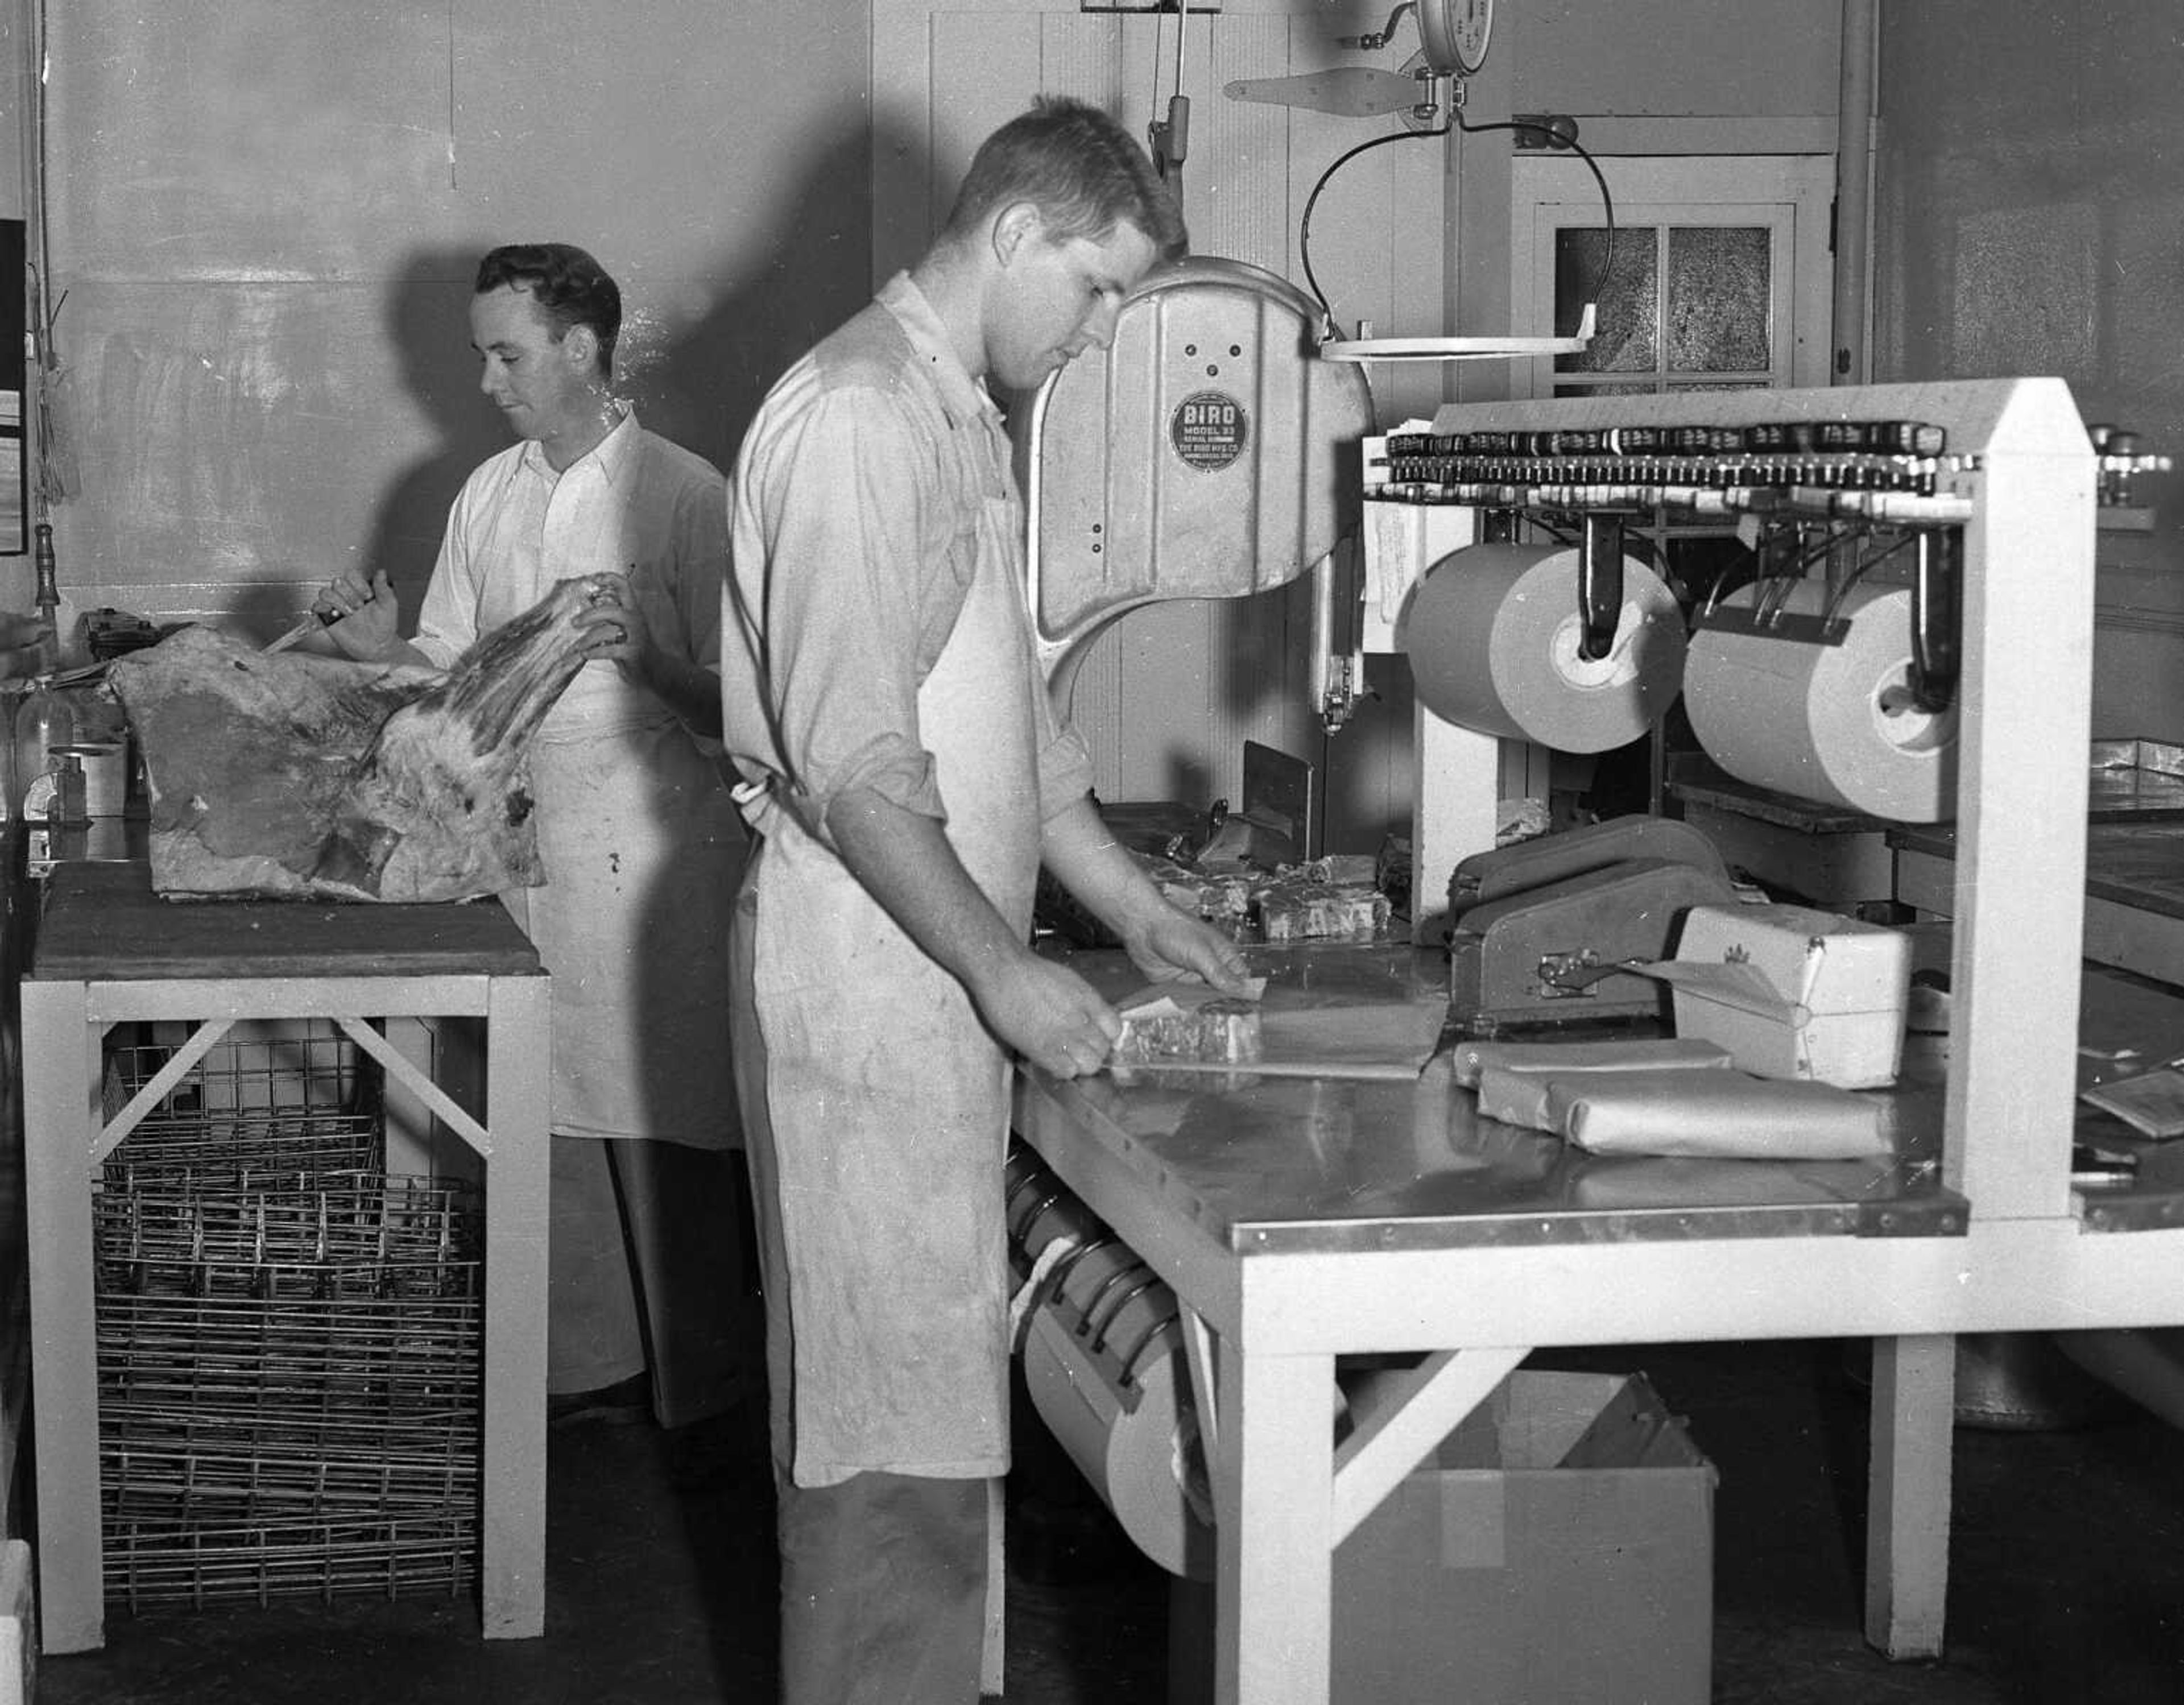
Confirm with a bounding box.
[12,675,80,818]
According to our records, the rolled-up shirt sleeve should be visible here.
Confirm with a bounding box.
[410,478,487,672]
[1035,707,1095,822]
[742,384,947,833]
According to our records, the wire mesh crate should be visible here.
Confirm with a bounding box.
[92,1029,483,1610]
[100,1021,383,1187]
[104,1514,475,1610]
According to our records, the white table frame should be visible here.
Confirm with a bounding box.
[1017,1065,2184,1705]
[22,968,549,1654]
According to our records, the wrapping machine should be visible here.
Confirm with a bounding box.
[1445,816,1740,1033]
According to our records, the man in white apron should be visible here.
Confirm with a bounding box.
[309,243,754,1442]
[723,101,1251,1702]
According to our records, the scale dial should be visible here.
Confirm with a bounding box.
[1420,0,1495,77]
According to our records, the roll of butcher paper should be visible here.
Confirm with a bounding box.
[1398,543,1687,752]
[1684,579,1956,822]
[1021,1304,1213,1579]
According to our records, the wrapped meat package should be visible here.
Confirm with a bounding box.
[1112,988,1264,1066]
[1250,876,1391,944]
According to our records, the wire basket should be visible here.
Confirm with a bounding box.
[105,1514,474,1611]
[94,1174,481,1301]
[94,1163,483,1608]
[100,1024,383,1186]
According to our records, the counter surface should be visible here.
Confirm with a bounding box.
[1041,942,1963,1256]
[28,860,540,980]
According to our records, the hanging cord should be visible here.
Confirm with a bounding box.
[1819,529,1919,624]
[1698,523,1853,624]
[1300,105,1619,343]
[1698,521,1918,632]
[1756,524,1848,623]
[1300,125,1443,339]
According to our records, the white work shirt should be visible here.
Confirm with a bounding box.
[415,407,726,745]
[413,407,743,1147]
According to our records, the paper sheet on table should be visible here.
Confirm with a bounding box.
[1115,978,1269,1021]
[1453,1034,1734,1090]
[1631,959,1808,1027]
[2079,1065,2184,1139]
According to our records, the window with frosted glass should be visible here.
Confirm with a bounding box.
[1668,227,1771,371]
[1554,223,1772,386]
[1556,227,1655,373]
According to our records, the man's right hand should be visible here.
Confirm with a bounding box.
[311,567,402,661]
[825,787,1127,1080]
[969,951,1122,1081]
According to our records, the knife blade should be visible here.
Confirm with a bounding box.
[262,606,345,655]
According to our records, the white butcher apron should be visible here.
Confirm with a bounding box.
[750,491,1042,1484]
[490,641,741,1148]
[425,416,741,1149]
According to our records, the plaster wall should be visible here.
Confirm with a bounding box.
[1872,1,2184,740]
[23,0,871,632]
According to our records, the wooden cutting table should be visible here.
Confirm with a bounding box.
[18,861,550,1654]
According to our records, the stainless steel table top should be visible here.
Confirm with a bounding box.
[1027,942,1963,1256]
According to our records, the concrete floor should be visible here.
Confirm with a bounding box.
[29,1336,2184,1704]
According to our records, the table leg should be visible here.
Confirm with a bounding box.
[480,975,550,1640]
[1864,1332,1954,1659]
[22,981,105,1653]
[1214,1344,1335,1705]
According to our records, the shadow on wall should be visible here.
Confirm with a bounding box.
[356,115,890,626]
[355,245,515,630]
[634,117,890,483]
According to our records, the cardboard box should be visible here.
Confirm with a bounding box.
[0,1540,32,1705]
[1656,901,1910,1088]
[1170,1370,1716,1705]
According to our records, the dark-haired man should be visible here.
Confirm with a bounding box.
[312,243,752,1446]
[723,101,1251,1700]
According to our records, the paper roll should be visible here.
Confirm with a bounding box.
[1398,543,1687,752]
[1022,1305,1214,1579]
[1684,580,1956,821]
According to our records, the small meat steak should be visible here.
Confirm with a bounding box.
[1111,988,1264,1066]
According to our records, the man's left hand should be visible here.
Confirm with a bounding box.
[575,575,654,671]
[1120,905,1253,995]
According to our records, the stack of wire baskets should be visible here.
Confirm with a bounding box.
[90,1021,483,1610]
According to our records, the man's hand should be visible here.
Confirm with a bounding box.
[1118,904,1253,995]
[573,574,648,667]
[578,572,723,736]
[829,788,1126,1076]
[311,568,404,662]
[969,952,1123,1079]
[1039,793,1253,996]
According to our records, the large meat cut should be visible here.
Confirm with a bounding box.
[110,575,618,902]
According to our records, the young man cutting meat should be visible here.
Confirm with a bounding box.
[720,98,1251,1702]
[307,243,753,1450]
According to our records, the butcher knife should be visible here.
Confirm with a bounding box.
[261,605,349,655]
